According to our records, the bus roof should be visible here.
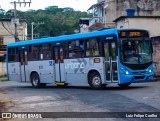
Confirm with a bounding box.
[7,28,147,48]
[7,28,118,48]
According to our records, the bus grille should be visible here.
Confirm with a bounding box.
[134,76,145,80]
[132,71,147,74]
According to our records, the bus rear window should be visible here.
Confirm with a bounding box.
[8,47,18,62]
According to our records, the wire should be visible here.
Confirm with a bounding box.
[0,5,14,36]
[0,20,15,36]
[7,20,14,34]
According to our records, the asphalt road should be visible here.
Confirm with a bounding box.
[0,80,160,121]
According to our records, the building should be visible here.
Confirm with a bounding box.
[0,18,27,75]
[79,18,90,33]
[113,16,160,37]
[84,0,160,32]
[0,18,27,61]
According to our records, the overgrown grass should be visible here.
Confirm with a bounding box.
[0,74,7,78]
[0,78,9,82]
[0,74,9,82]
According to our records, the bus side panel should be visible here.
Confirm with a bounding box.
[64,59,88,86]
[64,57,105,86]
[28,60,55,84]
[86,57,106,84]
[8,62,21,82]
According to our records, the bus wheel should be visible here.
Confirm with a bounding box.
[118,83,131,88]
[89,72,106,89]
[31,73,45,88]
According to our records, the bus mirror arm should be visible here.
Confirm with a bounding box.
[151,44,153,53]
[116,42,119,56]
[118,41,121,47]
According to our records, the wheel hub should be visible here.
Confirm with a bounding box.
[33,77,38,86]
[92,76,101,87]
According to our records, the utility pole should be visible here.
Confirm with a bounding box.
[10,0,31,42]
[31,22,44,40]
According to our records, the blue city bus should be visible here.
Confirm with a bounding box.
[6,28,154,89]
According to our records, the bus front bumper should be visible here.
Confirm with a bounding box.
[119,73,154,84]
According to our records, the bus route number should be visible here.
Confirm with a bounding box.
[130,32,141,37]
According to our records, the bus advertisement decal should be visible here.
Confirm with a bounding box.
[65,59,87,73]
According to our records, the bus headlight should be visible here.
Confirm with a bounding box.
[121,68,130,75]
[149,69,152,73]
[125,71,129,75]
[148,69,153,73]
[147,66,153,73]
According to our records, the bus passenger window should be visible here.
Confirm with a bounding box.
[86,38,100,57]
[64,43,69,58]
[54,48,59,63]
[111,42,116,61]
[60,47,64,63]
[68,40,85,58]
[30,45,39,60]
[40,43,51,60]
[8,47,18,62]
[104,43,109,61]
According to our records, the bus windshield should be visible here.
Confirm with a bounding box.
[120,39,152,64]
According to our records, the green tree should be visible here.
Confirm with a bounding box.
[5,6,90,38]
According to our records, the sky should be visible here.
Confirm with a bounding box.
[0,0,97,12]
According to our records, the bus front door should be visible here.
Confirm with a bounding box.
[54,46,65,84]
[20,49,29,82]
[104,42,118,83]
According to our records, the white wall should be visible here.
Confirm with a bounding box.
[116,17,160,37]
[0,20,27,44]
[0,62,6,75]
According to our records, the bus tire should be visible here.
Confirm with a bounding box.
[31,73,45,88]
[118,83,131,88]
[89,72,106,89]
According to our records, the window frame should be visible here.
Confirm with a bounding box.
[8,47,19,62]
[68,39,85,58]
[39,43,52,60]
[29,44,39,61]
[85,37,101,57]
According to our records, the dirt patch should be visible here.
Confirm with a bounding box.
[0,89,13,121]
[0,89,15,121]
[0,89,13,110]
[0,100,13,112]
[0,101,7,112]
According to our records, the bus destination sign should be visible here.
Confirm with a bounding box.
[119,30,148,38]
[129,32,141,37]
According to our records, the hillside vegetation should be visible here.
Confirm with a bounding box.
[2,6,90,38]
